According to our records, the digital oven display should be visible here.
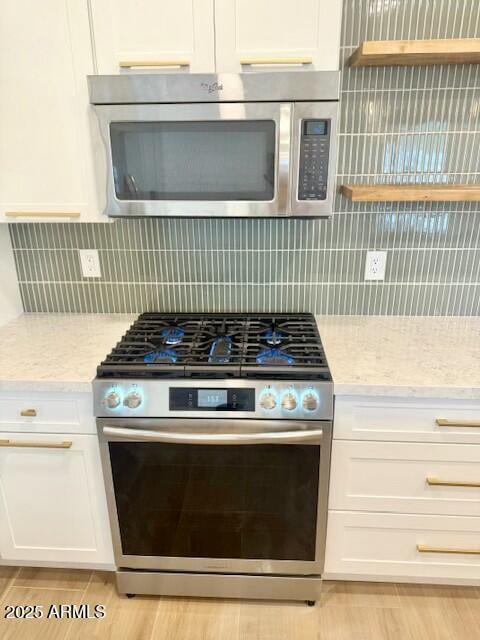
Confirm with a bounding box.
[197,389,228,408]
[169,388,255,412]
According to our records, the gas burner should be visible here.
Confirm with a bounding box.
[208,336,232,364]
[265,327,284,346]
[144,348,178,364]
[256,348,295,366]
[160,326,184,345]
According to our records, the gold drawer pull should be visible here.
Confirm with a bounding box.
[436,418,480,428]
[5,211,81,219]
[240,57,312,66]
[20,409,37,417]
[427,476,480,488]
[118,60,190,69]
[0,439,72,449]
[417,544,480,555]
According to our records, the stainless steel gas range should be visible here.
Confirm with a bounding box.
[94,313,333,604]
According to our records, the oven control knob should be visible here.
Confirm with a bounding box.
[259,391,277,410]
[281,392,297,411]
[124,392,142,409]
[302,392,319,412]
[105,391,121,409]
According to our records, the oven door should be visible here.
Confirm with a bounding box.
[98,418,331,576]
[92,102,291,218]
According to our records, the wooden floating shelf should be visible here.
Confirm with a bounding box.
[341,184,480,203]
[349,38,480,67]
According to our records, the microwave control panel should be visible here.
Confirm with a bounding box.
[298,120,330,201]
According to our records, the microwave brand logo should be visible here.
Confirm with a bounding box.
[201,81,224,94]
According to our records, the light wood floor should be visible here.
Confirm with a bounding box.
[0,567,479,639]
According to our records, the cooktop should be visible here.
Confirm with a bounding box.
[96,313,331,381]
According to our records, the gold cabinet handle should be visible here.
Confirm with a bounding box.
[5,211,81,219]
[436,418,480,428]
[427,476,480,488]
[20,409,37,417]
[118,60,190,69]
[0,439,72,449]
[417,544,480,555]
[240,57,312,66]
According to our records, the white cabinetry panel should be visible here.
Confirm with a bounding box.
[334,396,480,444]
[0,432,113,565]
[0,227,22,326]
[0,0,103,223]
[330,440,480,517]
[90,0,215,74]
[0,393,95,434]
[215,0,342,72]
[325,511,480,584]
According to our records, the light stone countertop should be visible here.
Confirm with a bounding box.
[0,313,479,399]
[0,313,134,393]
[316,315,480,400]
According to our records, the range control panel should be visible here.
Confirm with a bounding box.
[94,379,334,420]
[298,119,331,201]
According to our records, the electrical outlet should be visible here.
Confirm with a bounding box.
[365,250,387,281]
[79,249,101,278]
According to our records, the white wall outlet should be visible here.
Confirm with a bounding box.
[79,249,101,278]
[364,250,387,281]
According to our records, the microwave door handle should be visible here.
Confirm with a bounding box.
[102,426,323,445]
[277,103,292,215]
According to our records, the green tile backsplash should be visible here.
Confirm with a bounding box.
[9,0,480,316]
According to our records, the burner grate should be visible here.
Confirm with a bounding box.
[97,313,331,380]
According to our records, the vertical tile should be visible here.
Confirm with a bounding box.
[8,0,480,316]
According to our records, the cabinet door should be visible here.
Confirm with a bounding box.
[90,0,215,74]
[0,433,113,566]
[215,0,342,72]
[0,1,104,223]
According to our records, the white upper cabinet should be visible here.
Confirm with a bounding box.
[90,0,215,74]
[214,0,342,72]
[0,0,104,223]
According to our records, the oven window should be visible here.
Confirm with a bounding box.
[110,120,276,201]
[109,442,320,561]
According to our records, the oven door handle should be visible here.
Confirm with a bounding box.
[102,426,323,445]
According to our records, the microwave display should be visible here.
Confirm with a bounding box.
[304,120,328,136]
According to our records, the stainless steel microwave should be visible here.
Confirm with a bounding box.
[88,71,340,218]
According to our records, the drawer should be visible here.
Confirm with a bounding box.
[0,393,95,434]
[334,396,480,444]
[325,511,480,583]
[329,440,480,517]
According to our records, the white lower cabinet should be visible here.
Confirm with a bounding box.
[0,402,113,568]
[329,440,480,517]
[327,396,480,585]
[0,392,94,434]
[325,511,480,584]
[334,396,480,444]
